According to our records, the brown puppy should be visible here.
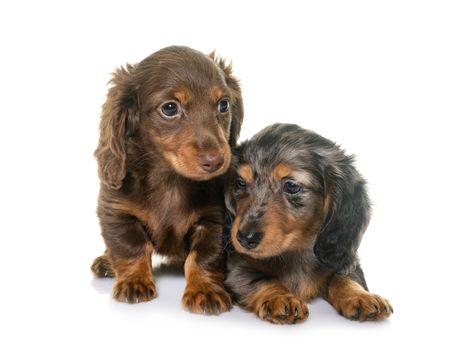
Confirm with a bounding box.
[91,46,243,314]
[224,123,392,324]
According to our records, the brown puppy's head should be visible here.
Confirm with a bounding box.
[225,124,370,273]
[95,46,243,188]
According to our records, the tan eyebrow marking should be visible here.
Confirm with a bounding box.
[239,164,253,184]
[174,86,192,104]
[272,163,292,181]
[210,86,223,103]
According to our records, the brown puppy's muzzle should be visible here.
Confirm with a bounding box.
[198,151,225,173]
[159,124,231,180]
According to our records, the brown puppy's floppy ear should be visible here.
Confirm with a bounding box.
[210,51,244,147]
[224,142,246,216]
[314,159,371,274]
[94,64,138,189]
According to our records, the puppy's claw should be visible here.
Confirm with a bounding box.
[113,277,157,303]
[182,283,232,315]
[336,293,393,321]
[91,255,115,278]
[256,294,309,325]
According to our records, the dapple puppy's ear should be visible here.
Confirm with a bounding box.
[314,158,371,274]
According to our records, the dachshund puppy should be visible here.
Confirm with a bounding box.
[91,46,243,314]
[224,123,392,323]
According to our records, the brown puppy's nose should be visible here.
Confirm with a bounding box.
[198,152,224,173]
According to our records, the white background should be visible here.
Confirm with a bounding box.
[1,1,469,349]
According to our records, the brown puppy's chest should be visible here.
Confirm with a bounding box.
[113,173,224,257]
[146,195,198,257]
[141,177,223,258]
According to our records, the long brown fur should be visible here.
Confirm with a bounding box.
[224,124,392,323]
[91,46,243,314]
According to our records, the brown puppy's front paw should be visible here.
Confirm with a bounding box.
[337,293,393,321]
[182,283,232,315]
[91,255,115,278]
[256,295,309,324]
[113,277,157,304]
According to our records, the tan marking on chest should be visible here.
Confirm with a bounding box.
[289,269,333,301]
[296,278,322,301]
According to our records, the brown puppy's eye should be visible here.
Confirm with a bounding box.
[218,99,230,113]
[161,102,179,118]
[283,180,301,195]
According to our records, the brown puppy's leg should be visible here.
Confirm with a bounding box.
[111,242,156,303]
[96,212,157,304]
[242,281,309,324]
[326,274,393,321]
[182,222,231,314]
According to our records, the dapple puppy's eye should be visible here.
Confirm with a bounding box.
[235,176,246,190]
[283,180,301,195]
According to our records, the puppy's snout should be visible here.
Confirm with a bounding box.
[198,151,224,173]
[236,230,262,249]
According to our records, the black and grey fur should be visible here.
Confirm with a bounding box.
[224,123,392,324]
